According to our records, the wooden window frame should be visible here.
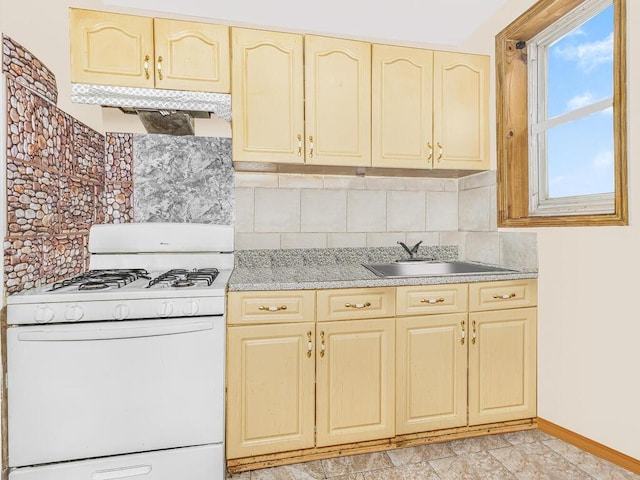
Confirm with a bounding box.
[496,0,627,227]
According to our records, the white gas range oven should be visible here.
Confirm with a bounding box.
[5,222,233,480]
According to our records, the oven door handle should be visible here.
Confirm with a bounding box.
[16,320,215,342]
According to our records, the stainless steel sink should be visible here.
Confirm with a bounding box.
[362,261,515,278]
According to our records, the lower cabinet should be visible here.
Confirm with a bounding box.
[468,307,537,425]
[226,280,537,463]
[396,313,468,434]
[316,318,395,447]
[226,322,315,459]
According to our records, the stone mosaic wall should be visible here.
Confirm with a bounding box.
[3,36,133,294]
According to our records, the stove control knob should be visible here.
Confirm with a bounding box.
[34,305,55,324]
[157,301,174,317]
[64,304,84,322]
[113,303,130,320]
[183,300,200,316]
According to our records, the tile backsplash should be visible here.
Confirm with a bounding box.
[236,170,538,271]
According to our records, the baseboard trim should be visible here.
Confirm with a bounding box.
[537,418,640,474]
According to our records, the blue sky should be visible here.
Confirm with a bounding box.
[545,4,613,198]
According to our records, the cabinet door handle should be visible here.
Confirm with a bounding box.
[472,320,477,345]
[420,297,445,304]
[493,293,516,299]
[427,142,433,161]
[345,302,371,309]
[306,330,313,358]
[258,305,287,312]
[308,136,314,158]
[437,142,443,161]
[461,320,466,345]
[143,55,150,79]
[319,331,326,357]
[297,134,302,156]
[156,56,163,80]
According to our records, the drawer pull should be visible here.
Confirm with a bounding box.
[421,297,445,304]
[493,293,516,300]
[307,330,313,358]
[345,302,371,309]
[258,305,288,312]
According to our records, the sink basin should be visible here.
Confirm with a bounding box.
[362,261,515,278]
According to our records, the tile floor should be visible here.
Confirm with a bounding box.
[226,430,640,479]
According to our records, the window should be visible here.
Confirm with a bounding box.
[496,0,626,227]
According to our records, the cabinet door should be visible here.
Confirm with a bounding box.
[433,51,490,170]
[372,45,433,169]
[305,35,371,167]
[70,9,154,88]
[396,314,468,434]
[154,19,229,93]
[226,323,315,459]
[231,28,305,163]
[468,308,537,425]
[316,318,394,447]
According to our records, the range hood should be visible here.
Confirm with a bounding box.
[71,83,231,135]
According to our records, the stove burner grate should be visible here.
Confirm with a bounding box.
[147,268,219,288]
[51,269,150,291]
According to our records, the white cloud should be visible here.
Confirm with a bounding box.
[592,150,613,169]
[567,92,596,110]
[554,32,613,73]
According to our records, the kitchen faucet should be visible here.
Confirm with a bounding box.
[397,240,422,259]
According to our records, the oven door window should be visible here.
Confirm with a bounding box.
[6,317,225,467]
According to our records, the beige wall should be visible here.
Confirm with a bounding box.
[463,0,640,461]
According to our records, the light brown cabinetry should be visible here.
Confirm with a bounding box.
[70,9,229,92]
[227,287,395,458]
[396,284,468,434]
[468,280,538,425]
[372,47,489,170]
[231,30,370,166]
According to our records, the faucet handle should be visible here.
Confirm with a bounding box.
[410,240,423,254]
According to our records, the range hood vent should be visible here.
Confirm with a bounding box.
[71,83,231,135]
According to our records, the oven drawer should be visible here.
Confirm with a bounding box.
[7,317,225,468]
[227,290,315,324]
[8,444,224,480]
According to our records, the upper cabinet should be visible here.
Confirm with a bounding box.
[433,52,489,170]
[70,9,230,93]
[372,45,434,169]
[232,30,370,167]
[304,36,371,167]
[231,28,304,164]
[372,47,489,170]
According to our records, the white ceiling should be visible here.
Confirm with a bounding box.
[103,0,507,46]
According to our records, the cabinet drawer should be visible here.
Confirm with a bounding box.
[469,279,537,312]
[227,290,315,325]
[396,284,467,316]
[317,287,395,321]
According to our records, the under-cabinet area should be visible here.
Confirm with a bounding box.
[225,279,537,471]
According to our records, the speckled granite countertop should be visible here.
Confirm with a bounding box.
[228,247,538,292]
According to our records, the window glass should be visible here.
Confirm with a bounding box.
[546,110,614,198]
[547,5,614,119]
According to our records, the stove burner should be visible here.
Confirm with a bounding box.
[78,281,110,291]
[147,268,219,289]
[51,269,150,291]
